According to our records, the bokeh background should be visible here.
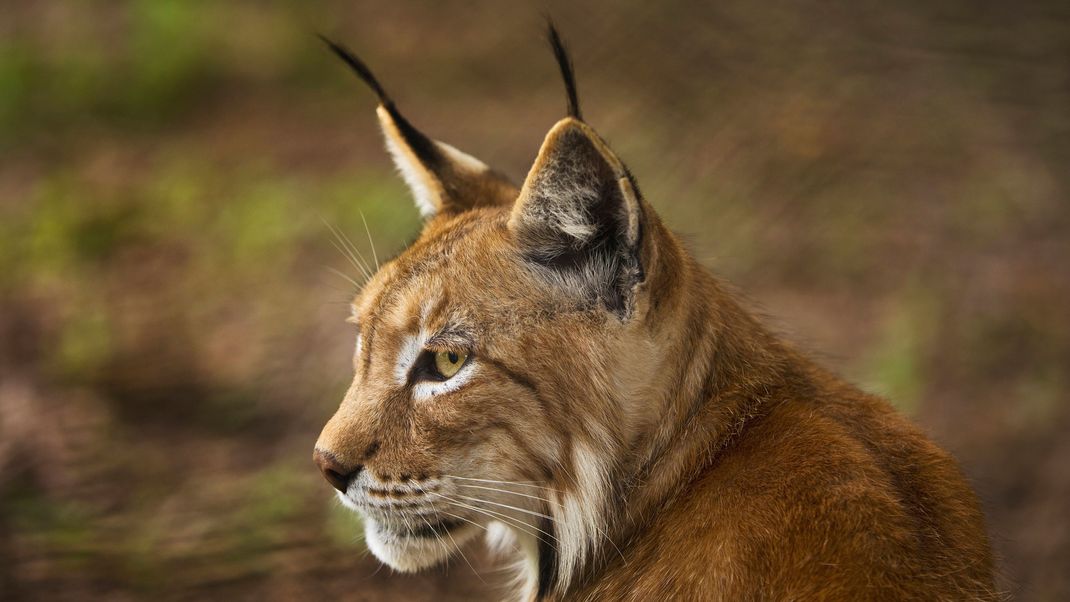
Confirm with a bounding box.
[1,1,1068,600]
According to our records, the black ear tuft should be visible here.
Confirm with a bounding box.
[546,21,582,121]
[319,34,519,218]
[318,34,392,106]
[319,34,443,173]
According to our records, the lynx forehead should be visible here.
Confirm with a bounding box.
[313,23,996,601]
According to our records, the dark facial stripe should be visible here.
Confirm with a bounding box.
[482,420,554,483]
[424,293,451,335]
[480,357,546,409]
[628,299,713,484]
[358,272,419,377]
[482,355,577,491]
[536,515,558,599]
[361,321,376,375]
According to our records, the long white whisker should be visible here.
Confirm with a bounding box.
[435,507,489,533]
[433,495,533,538]
[431,493,556,543]
[360,210,380,270]
[322,218,373,280]
[402,516,416,542]
[428,499,485,584]
[442,475,557,492]
[415,512,451,577]
[456,483,564,509]
[452,494,556,522]
[328,236,372,281]
[326,266,362,289]
[335,222,376,278]
[444,475,627,563]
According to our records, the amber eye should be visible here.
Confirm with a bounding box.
[433,350,468,379]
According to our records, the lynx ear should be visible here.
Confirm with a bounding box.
[508,25,645,316]
[321,37,518,218]
[510,118,644,315]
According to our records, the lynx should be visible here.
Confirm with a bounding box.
[313,25,997,601]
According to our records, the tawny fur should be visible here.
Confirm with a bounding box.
[314,32,997,602]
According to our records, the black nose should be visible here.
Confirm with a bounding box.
[313,449,361,492]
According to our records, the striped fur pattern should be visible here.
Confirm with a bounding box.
[314,24,997,601]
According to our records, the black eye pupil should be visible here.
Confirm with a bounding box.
[447,352,459,364]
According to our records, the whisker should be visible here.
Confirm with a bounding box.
[452,494,556,522]
[400,517,419,560]
[456,483,565,509]
[322,217,373,280]
[328,236,372,281]
[443,474,627,563]
[334,230,373,280]
[431,493,556,543]
[433,495,524,537]
[360,210,380,270]
[334,220,376,278]
[434,507,489,533]
[443,475,557,492]
[415,512,451,577]
[326,265,362,290]
[428,499,485,584]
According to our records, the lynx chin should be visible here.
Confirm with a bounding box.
[312,23,997,601]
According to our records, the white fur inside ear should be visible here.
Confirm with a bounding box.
[546,185,597,242]
[377,106,499,219]
[519,155,603,245]
[438,141,489,174]
[381,127,439,218]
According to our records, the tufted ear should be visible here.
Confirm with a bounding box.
[509,117,645,315]
[321,37,518,218]
[507,25,646,317]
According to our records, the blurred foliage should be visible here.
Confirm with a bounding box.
[1,0,1068,600]
[0,0,334,145]
[858,286,941,414]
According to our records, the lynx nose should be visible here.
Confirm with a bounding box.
[313,448,361,493]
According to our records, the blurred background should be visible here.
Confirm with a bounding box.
[1,1,1067,599]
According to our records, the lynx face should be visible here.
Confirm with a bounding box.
[321,208,628,572]
[314,32,666,587]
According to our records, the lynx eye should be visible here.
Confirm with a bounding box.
[433,350,468,379]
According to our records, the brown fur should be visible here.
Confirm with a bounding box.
[314,32,996,601]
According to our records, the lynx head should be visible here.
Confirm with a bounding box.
[314,25,685,596]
